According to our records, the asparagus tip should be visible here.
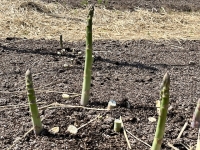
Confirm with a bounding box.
[25,69,31,76]
[88,5,94,17]
[163,72,170,86]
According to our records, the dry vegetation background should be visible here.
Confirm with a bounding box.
[1,0,200,41]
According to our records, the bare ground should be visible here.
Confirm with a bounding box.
[1,37,200,149]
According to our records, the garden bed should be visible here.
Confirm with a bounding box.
[1,0,200,149]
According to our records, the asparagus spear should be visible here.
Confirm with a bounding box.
[191,98,200,150]
[151,72,170,150]
[114,118,122,132]
[25,69,43,135]
[60,35,63,49]
[191,98,200,128]
[80,5,94,106]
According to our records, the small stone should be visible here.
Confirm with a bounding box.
[63,64,69,67]
[67,125,78,134]
[148,117,156,122]
[62,94,70,99]
[78,51,82,55]
[61,49,65,52]
[107,100,116,110]
[57,51,61,55]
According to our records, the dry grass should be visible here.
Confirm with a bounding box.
[1,0,200,41]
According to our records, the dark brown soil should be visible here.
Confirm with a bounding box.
[1,37,200,150]
[43,0,200,12]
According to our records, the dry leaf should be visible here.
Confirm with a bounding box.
[49,127,59,134]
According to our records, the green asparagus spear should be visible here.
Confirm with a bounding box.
[60,35,63,49]
[25,69,43,135]
[80,5,94,106]
[151,72,170,150]
[191,99,200,150]
[191,99,200,128]
[114,118,122,132]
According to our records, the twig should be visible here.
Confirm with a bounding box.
[45,103,110,111]
[0,104,27,109]
[120,116,131,149]
[35,90,80,95]
[180,143,190,150]
[126,129,151,148]
[68,114,101,134]
[0,102,48,111]
[0,102,110,112]
[7,117,45,150]
[0,90,80,95]
[177,121,188,139]
[0,101,107,112]
[78,114,100,130]
[0,91,26,94]
[0,102,47,108]
[167,142,179,150]
[38,102,58,110]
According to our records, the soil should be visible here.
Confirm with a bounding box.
[1,37,200,150]
[1,1,200,150]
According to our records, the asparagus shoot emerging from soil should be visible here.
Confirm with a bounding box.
[25,69,43,135]
[60,35,63,49]
[196,129,200,150]
[191,99,200,128]
[80,5,94,106]
[114,118,122,132]
[191,98,200,150]
[152,72,170,150]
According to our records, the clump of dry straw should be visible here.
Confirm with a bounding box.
[1,0,200,41]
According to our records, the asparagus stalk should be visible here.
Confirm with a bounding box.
[25,69,43,135]
[80,5,94,106]
[191,98,200,128]
[114,118,122,132]
[191,98,200,150]
[151,72,170,150]
[197,129,200,150]
[60,35,63,49]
